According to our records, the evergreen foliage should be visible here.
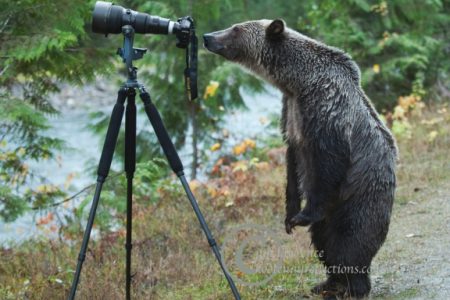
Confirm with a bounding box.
[0,0,110,221]
[0,0,448,224]
[298,0,449,108]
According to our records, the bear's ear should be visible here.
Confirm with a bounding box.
[266,19,285,40]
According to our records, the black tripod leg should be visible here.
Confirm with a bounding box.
[139,88,241,300]
[125,89,136,300]
[68,88,127,300]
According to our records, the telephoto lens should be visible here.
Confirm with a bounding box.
[92,1,176,35]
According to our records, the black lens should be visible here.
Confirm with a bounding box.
[92,1,172,35]
[92,1,111,34]
[134,13,170,35]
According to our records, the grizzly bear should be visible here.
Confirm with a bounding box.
[204,19,397,299]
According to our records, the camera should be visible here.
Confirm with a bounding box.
[92,1,179,36]
[69,4,233,300]
[91,1,197,99]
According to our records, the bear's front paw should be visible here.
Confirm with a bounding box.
[289,210,325,227]
[285,217,295,234]
[289,212,313,227]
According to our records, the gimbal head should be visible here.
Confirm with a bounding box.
[116,26,146,88]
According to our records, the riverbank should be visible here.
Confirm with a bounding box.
[0,83,282,245]
[0,104,448,299]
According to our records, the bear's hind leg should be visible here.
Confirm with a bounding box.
[322,237,373,298]
[310,220,345,297]
[311,275,343,295]
[344,273,371,298]
[310,200,386,299]
[312,273,370,299]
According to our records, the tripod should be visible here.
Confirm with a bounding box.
[68,25,241,300]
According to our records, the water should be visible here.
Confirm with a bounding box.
[0,111,101,244]
[0,86,282,245]
[226,87,282,138]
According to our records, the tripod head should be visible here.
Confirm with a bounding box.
[117,25,146,88]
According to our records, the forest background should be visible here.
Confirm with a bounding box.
[0,0,449,299]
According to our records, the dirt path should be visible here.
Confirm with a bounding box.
[371,182,450,299]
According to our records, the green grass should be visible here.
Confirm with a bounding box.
[0,104,449,299]
[393,288,420,299]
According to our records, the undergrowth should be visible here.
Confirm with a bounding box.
[0,104,449,299]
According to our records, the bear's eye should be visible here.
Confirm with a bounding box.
[232,26,240,33]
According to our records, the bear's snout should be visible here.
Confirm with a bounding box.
[203,32,225,53]
[203,33,213,48]
[204,28,241,61]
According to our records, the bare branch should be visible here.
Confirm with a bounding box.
[0,65,9,76]
[31,172,124,210]
[0,16,11,34]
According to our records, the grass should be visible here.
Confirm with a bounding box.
[394,105,450,205]
[392,288,420,299]
[0,104,449,299]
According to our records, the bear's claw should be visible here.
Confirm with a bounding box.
[285,219,294,234]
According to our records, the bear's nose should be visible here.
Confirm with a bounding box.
[203,33,213,48]
[203,33,224,53]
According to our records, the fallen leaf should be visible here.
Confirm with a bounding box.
[427,130,438,143]
[210,143,221,152]
[373,64,380,74]
[225,200,234,207]
[233,144,246,156]
[203,81,220,99]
